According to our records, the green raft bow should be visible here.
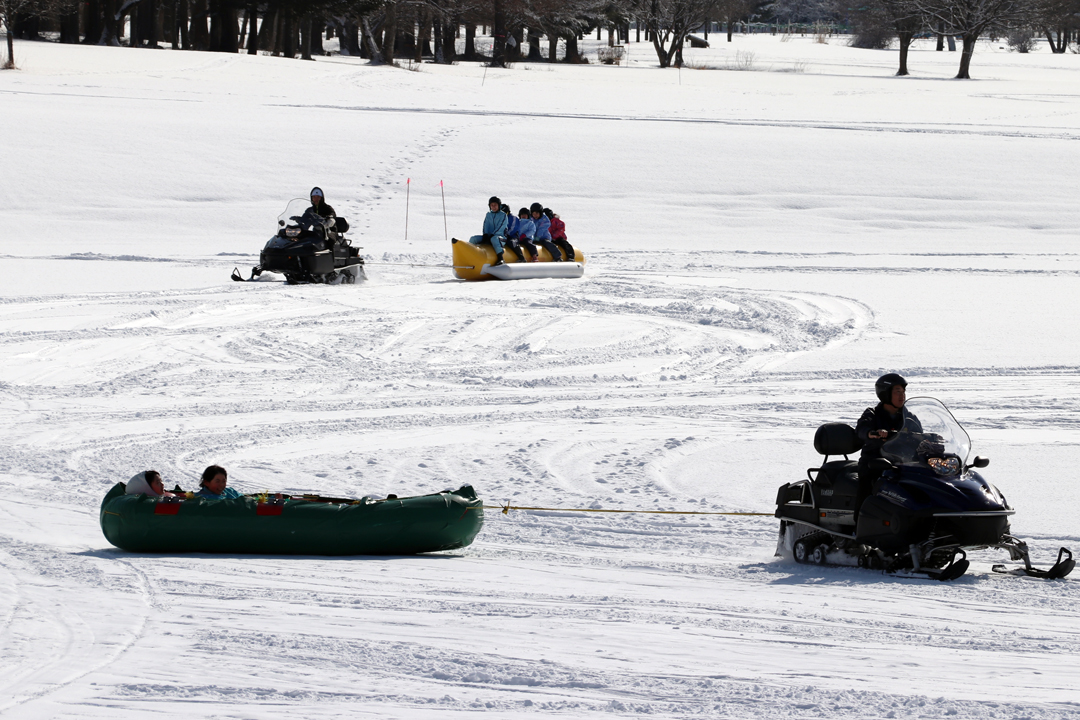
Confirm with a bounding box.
[99,483,484,555]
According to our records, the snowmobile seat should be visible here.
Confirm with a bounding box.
[814,460,860,495]
[809,423,863,504]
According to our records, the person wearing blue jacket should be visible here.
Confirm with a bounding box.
[514,208,538,262]
[466,196,509,266]
[195,465,245,500]
[529,202,562,261]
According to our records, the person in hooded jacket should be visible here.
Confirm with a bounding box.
[856,373,922,484]
[125,470,176,498]
[466,196,509,266]
[529,202,561,261]
[545,208,575,261]
[308,187,336,218]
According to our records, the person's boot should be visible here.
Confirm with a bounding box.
[493,252,504,267]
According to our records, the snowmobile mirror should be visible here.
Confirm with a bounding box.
[279,220,285,226]
[970,456,989,469]
[869,457,894,473]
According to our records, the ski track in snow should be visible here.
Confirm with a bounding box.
[3,38,1080,719]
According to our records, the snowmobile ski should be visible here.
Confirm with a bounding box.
[992,546,1074,579]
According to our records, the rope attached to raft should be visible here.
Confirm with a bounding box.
[485,503,773,517]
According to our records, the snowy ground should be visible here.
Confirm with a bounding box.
[2,34,1080,719]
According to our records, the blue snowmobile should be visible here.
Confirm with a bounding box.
[775,397,1074,581]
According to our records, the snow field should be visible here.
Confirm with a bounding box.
[2,34,1080,718]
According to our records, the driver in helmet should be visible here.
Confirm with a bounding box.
[308,187,336,218]
[856,373,922,482]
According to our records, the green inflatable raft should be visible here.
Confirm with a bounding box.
[99,483,484,555]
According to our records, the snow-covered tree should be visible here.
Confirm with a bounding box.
[916,0,1032,77]
[638,0,719,67]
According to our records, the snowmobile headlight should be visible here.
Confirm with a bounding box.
[285,227,301,238]
[927,457,961,476]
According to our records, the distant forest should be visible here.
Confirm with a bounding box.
[3,0,1079,77]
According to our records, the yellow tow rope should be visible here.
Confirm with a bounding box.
[485,504,773,517]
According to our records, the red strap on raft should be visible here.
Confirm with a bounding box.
[154,502,181,515]
[256,502,284,516]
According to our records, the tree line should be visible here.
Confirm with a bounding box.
[3,0,1079,76]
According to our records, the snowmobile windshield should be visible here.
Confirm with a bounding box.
[880,397,971,474]
[278,198,323,228]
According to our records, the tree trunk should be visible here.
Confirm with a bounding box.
[129,3,141,47]
[84,0,104,44]
[897,30,912,75]
[100,0,121,45]
[527,27,542,60]
[207,0,220,50]
[509,26,522,60]
[238,9,247,47]
[361,15,382,63]
[140,0,159,47]
[342,20,360,56]
[216,2,238,51]
[564,33,580,63]
[263,8,277,53]
[246,2,257,53]
[301,14,312,59]
[946,33,955,51]
[421,10,431,57]
[4,24,14,68]
[547,32,558,61]
[189,0,208,50]
[727,17,733,42]
[381,2,396,63]
[464,19,476,59]
[282,16,296,57]
[441,16,456,62]
[413,10,422,62]
[59,7,81,43]
[490,0,505,66]
[956,32,977,78]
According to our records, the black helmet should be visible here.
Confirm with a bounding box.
[500,204,511,214]
[543,207,554,219]
[488,196,501,207]
[875,373,907,404]
[530,202,543,215]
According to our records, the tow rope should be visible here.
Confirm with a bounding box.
[485,503,773,517]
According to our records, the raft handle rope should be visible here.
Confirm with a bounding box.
[485,503,772,517]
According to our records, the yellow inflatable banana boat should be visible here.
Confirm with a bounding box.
[452,239,586,281]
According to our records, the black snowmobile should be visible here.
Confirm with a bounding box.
[232,198,366,285]
[775,397,1074,581]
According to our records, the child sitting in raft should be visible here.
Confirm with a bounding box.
[466,196,509,267]
[529,202,562,261]
[545,208,575,261]
[195,465,244,500]
[514,208,538,262]
[500,204,527,261]
[125,470,176,497]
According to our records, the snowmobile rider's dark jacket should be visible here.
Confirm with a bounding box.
[856,404,922,478]
[307,201,336,218]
